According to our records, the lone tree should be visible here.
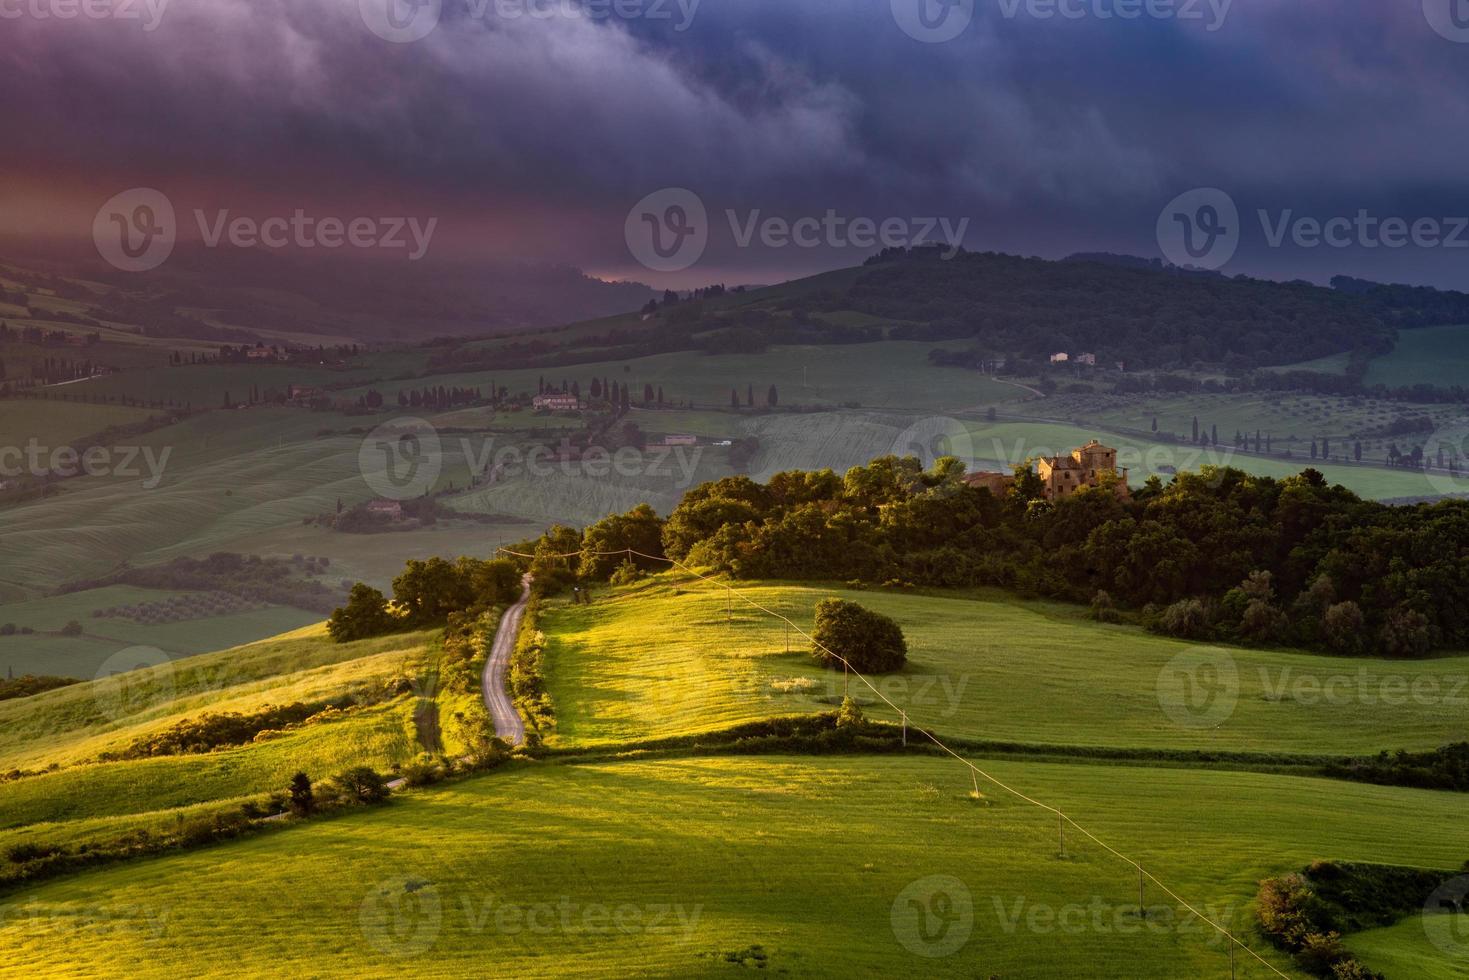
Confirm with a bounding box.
[288,772,315,816]
[811,598,907,673]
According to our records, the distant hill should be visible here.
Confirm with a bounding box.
[0,243,655,344]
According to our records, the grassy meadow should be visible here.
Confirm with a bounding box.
[0,624,443,879]
[0,399,160,448]
[341,340,1023,413]
[538,575,1469,758]
[1,755,1463,978]
[1365,325,1469,389]
[1347,915,1469,979]
[0,585,320,679]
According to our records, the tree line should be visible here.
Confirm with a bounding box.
[510,456,1469,658]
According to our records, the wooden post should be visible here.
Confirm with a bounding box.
[1058,815,1065,857]
[1138,870,1145,919]
[971,769,979,798]
[1228,943,1236,980]
[843,661,849,698]
[901,710,907,746]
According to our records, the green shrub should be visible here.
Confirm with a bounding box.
[811,598,907,674]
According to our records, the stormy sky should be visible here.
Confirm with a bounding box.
[4,0,1469,289]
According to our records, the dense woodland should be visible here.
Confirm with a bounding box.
[512,457,1469,658]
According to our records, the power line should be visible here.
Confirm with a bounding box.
[497,545,1288,978]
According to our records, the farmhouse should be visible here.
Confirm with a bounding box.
[533,392,582,411]
[1049,352,1069,363]
[662,434,698,446]
[1075,352,1097,366]
[365,500,403,518]
[1036,440,1129,500]
[963,440,1129,502]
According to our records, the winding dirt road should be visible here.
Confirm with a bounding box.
[482,575,531,745]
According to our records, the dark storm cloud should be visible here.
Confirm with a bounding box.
[2,0,1468,286]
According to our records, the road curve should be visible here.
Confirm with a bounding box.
[482,575,531,745]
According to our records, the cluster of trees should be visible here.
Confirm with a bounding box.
[111,701,335,758]
[327,556,521,642]
[394,385,484,409]
[1325,743,1469,792]
[1257,860,1463,978]
[0,674,78,702]
[864,249,1389,370]
[514,455,1468,657]
[93,590,260,625]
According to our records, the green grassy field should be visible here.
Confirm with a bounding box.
[0,624,440,876]
[0,585,320,679]
[1347,914,1469,978]
[539,576,1469,757]
[1047,390,1464,462]
[342,341,1023,414]
[1,755,1462,978]
[1365,325,1469,389]
[0,624,435,770]
[0,400,160,448]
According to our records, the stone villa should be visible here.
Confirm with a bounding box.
[964,440,1129,501]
